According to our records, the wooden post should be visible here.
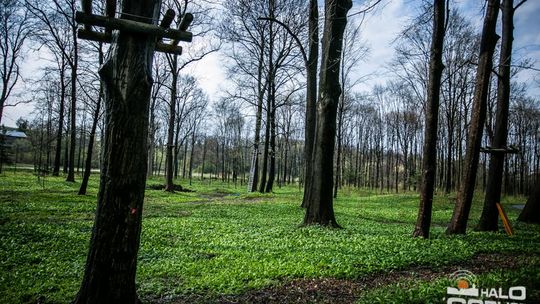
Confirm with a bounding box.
[81,0,92,31]
[496,202,514,236]
[105,0,116,34]
[160,9,175,29]
[179,13,194,31]
[172,13,193,46]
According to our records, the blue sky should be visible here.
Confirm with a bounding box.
[353,0,540,95]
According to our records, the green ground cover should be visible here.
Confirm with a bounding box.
[0,170,538,303]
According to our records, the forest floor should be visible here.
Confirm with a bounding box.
[0,169,539,304]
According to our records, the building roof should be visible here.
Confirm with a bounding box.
[2,130,27,138]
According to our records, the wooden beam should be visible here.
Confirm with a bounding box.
[172,13,194,46]
[77,28,111,43]
[75,11,193,42]
[77,29,183,55]
[158,9,175,43]
[160,9,175,29]
[105,0,116,34]
[81,0,92,31]
[480,146,520,154]
[179,13,194,31]
[156,42,183,55]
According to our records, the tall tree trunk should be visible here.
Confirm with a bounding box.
[73,0,159,301]
[413,0,446,238]
[477,0,515,232]
[266,82,276,192]
[259,109,270,192]
[263,2,275,193]
[77,118,85,174]
[518,180,540,224]
[201,136,206,180]
[266,107,276,192]
[221,140,226,182]
[282,137,290,185]
[66,26,78,182]
[386,142,391,192]
[445,126,453,193]
[334,93,344,198]
[147,96,157,177]
[395,145,399,193]
[173,106,181,179]
[78,90,101,195]
[403,147,408,191]
[79,45,104,195]
[301,0,319,208]
[46,103,52,170]
[157,139,163,175]
[354,137,360,186]
[79,44,103,195]
[189,131,196,185]
[447,0,500,235]
[182,138,188,179]
[53,57,66,176]
[0,98,4,127]
[247,31,266,192]
[165,55,179,192]
[64,107,70,173]
[303,0,351,227]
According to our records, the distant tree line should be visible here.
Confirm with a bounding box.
[6,0,536,201]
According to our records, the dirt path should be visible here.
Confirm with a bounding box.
[150,253,536,304]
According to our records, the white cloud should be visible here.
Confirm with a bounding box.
[353,0,414,92]
[1,48,42,128]
[186,51,228,102]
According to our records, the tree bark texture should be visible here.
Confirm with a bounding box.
[53,56,67,176]
[66,21,79,182]
[413,0,446,238]
[334,93,344,199]
[264,14,275,192]
[477,0,514,232]
[79,45,104,195]
[301,0,319,208]
[78,87,102,195]
[165,55,179,192]
[447,0,500,235]
[259,99,270,192]
[247,30,266,192]
[518,181,540,224]
[303,0,351,227]
[73,0,160,302]
[266,107,276,192]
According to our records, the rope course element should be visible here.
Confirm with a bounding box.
[76,0,193,55]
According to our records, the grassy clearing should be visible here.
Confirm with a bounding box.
[0,170,539,303]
